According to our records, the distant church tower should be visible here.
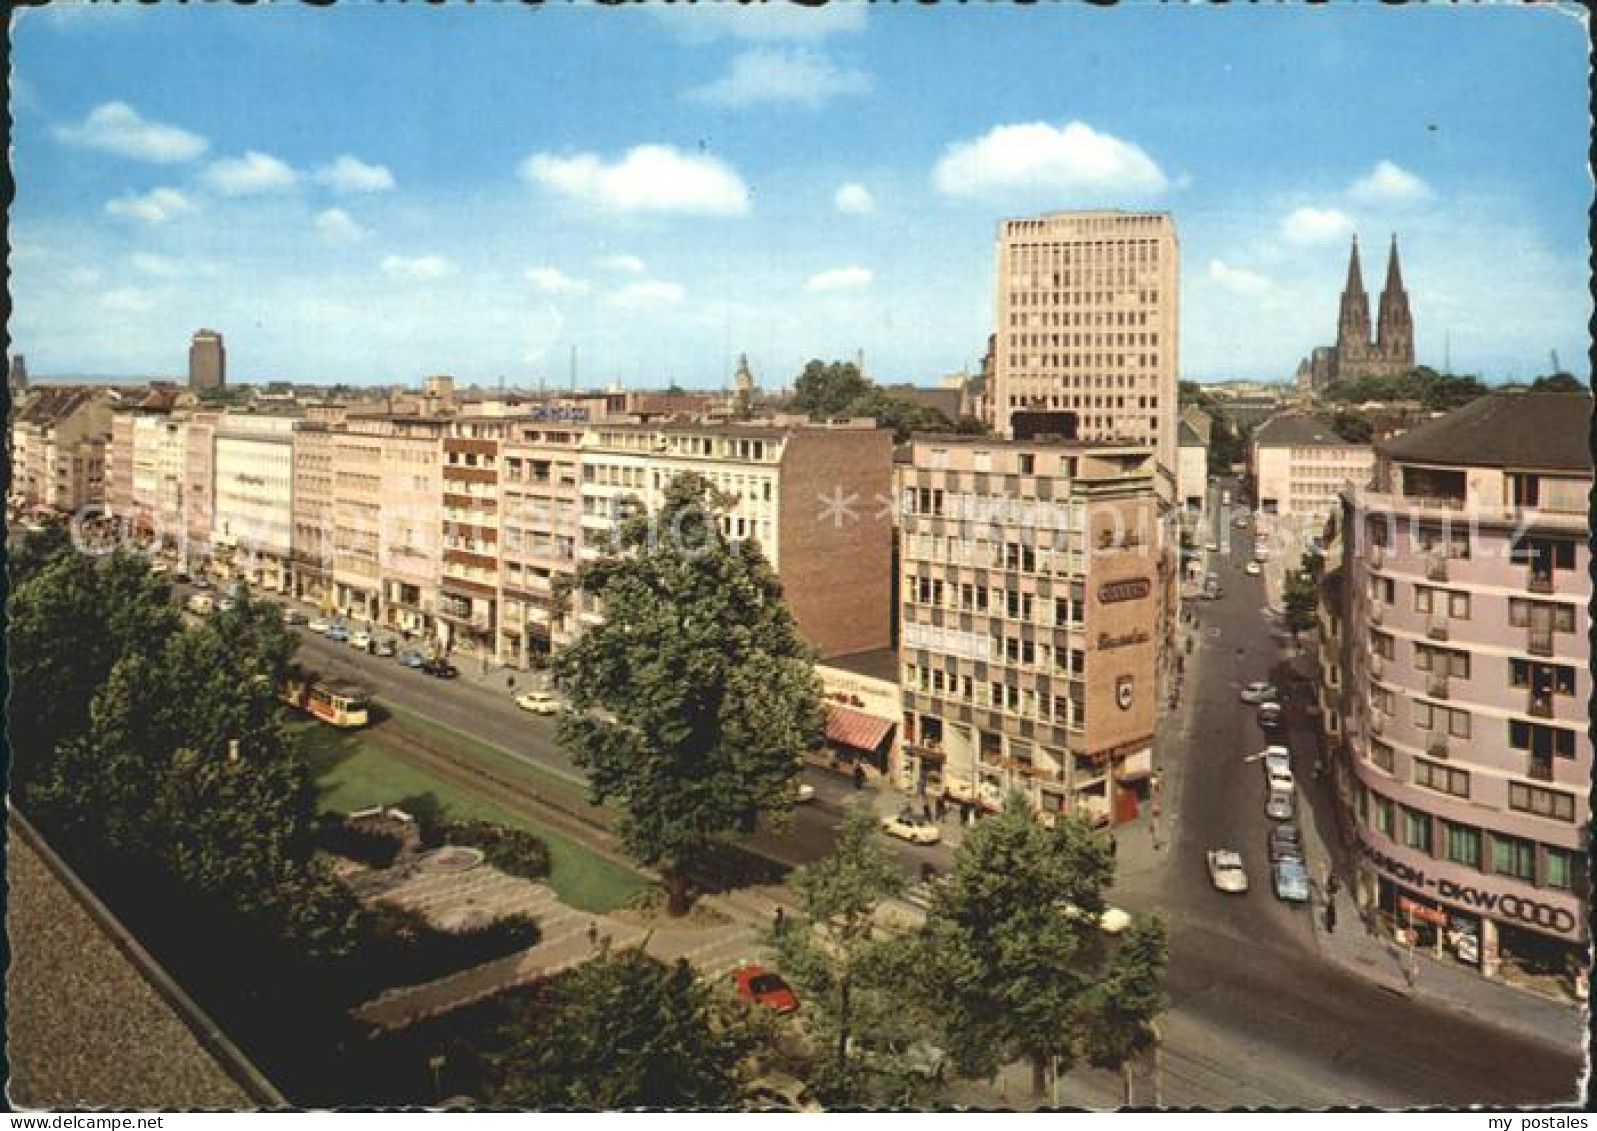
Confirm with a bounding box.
[732,353,757,418]
[1326,234,1415,386]
[1335,236,1373,373]
[1375,234,1414,368]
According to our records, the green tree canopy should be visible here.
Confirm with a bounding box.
[1080,916,1170,1105]
[1529,372,1585,393]
[843,386,956,443]
[552,473,823,914]
[1282,560,1321,641]
[791,360,868,418]
[486,949,756,1109]
[1329,411,1374,444]
[918,792,1117,1094]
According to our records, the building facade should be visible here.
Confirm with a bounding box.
[987,211,1179,477]
[499,420,584,666]
[1250,413,1376,530]
[189,329,226,392]
[439,409,513,660]
[8,388,112,514]
[332,422,388,623]
[291,421,338,609]
[378,416,449,639]
[212,414,296,592]
[1339,392,1591,979]
[896,437,1167,824]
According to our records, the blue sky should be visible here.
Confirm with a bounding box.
[10,3,1591,389]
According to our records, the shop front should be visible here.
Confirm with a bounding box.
[815,651,902,786]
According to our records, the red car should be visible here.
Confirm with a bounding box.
[732,964,799,1015]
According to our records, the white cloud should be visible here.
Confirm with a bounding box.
[104,186,193,223]
[654,2,866,43]
[381,254,457,282]
[53,101,207,163]
[100,287,155,313]
[130,253,184,279]
[933,121,1169,200]
[608,281,686,309]
[1206,260,1271,296]
[595,254,646,275]
[521,145,751,217]
[805,266,873,293]
[1280,206,1355,246]
[315,154,396,194]
[688,48,871,109]
[1347,160,1433,207]
[526,266,590,294]
[203,150,298,196]
[834,183,875,215]
[314,208,367,245]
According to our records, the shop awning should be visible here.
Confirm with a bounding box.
[825,704,894,753]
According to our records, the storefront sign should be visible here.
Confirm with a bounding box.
[1097,527,1147,550]
[1097,577,1152,604]
[1361,838,1581,938]
[1096,629,1151,651]
[1115,674,1134,711]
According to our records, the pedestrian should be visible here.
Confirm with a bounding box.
[852,764,866,791]
[1325,896,1338,935]
[1327,872,1340,899]
[1109,833,1118,858]
[922,800,933,823]
[507,673,516,691]
[587,920,599,949]
[773,906,786,937]
[935,795,947,822]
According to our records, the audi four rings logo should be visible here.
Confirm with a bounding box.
[1496,894,1578,934]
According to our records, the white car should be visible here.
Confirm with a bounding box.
[307,618,330,634]
[1240,681,1278,704]
[1266,789,1296,822]
[514,691,561,715]
[1207,849,1249,894]
[1062,902,1134,935]
[1244,561,1262,576]
[881,809,941,845]
[795,782,816,803]
[349,629,373,650]
[1267,764,1295,794]
[1206,541,1220,553]
[185,593,214,615]
[1261,746,1291,780]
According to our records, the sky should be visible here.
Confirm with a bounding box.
[9,3,1592,390]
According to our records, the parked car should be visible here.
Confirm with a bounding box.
[1260,745,1291,781]
[216,596,237,613]
[732,964,799,1015]
[1062,902,1134,935]
[284,609,309,626]
[1240,681,1278,704]
[795,782,816,803]
[1244,561,1262,576]
[307,618,330,634]
[349,629,373,650]
[423,658,459,679]
[1205,541,1220,553]
[397,649,426,669]
[1265,788,1295,822]
[325,623,350,642]
[185,593,214,616]
[1267,823,1303,864]
[149,562,169,577]
[1258,702,1284,732]
[1273,857,1312,903]
[881,809,942,845]
[1206,849,1249,894]
[375,637,396,657]
[515,691,561,715]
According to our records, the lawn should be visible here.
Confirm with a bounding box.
[288,716,648,914]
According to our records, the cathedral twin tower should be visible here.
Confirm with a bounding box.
[1298,235,1415,393]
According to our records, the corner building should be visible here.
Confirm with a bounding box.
[1341,392,1591,977]
[988,211,1179,476]
[896,437,1165,824]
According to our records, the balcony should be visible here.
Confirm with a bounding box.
[1527,569,1554,595]
[1370,711,1385,735]
[1528,757,1554,783]
[1426,615,1449,642]
[1425,554,1449,583]
[1426,733,1449,759]
[1369,601,1383,625]
[1527,628,1554,657]
[1370,654,1385,680]
[1528,693,1554,719]
[1426,673,1450,699]
[1370,543,1385,569]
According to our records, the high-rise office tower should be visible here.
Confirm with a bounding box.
[988,211,1179,476]
[189,329,226,391]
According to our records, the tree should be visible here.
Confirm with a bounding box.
[791,360,868,418]
[1080,917,1169,1105]
[918,792,1116,1095]
[486,949,756,1108]
[771,803,935,1105]
[843,386,956,443]
[1529,372,1584,393]
[552,474,823,915]
[1329,411,1374,444]
[1282,563,1320,642]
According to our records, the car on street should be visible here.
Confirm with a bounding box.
[1205,541,1220,553]
[374,637,396,657]
[1206,849,1249,894]
[325,623,350,642]
[185,593,214,616]
[423,658,459,679]
[1240,681,1278,704]
[732,964,799,1015]
[349,629,373,650]
[1266,759,1295,791]
[307,618,330,634]
[1265,788,1295,821]
[1245,561,1262,576]
[1261,745,1291,778]
[795,782,816,803]
[880,809,942,845]
[1258,702,1284,732]
[1273,857,1311,903]
[216,596,236,613]
[1062,902,1134,935]
[149,562,169,577]
[397,649,426,669]
[1268,823,1303,863]
[515,691,561,715]
[284,609,309,625]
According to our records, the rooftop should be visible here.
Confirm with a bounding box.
[1252,413,1366,448]
[818,647,899,683]
[1178,419,1205,447]
[1380,391,1594,473]
[15,386,104,427]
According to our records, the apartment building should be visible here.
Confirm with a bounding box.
[332,421,387,623]
[439,408,516,659]
[896,437,1168,823]
[1340,391,1591,979]
[8,388,112,514]
[1251,413,1375,529]
[499,420,583,666]
[130,411,188,551]
[988,211,1179,477]
[182,411,219,564]
[291,421,338,608]
[576,419,894,659]
[1176,417,1208,513]
[378,416,450,638]
[213,413,297,593]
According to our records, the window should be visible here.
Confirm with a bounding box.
[1414,586,1433,614]
[1414,702,1470,739]
[1371,631,1394,660]
[1402,807,1433,853]
[1369,739,1394,772]
[1507,720,1577,759]
[1511,660,1577,696]
[1492,835,1537,881]
[1508,782,1576,822]
[1444,822,1481,869]
[1449,591,1470,620]
[1414,758,1469,798]
[1544,847,1576,891]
